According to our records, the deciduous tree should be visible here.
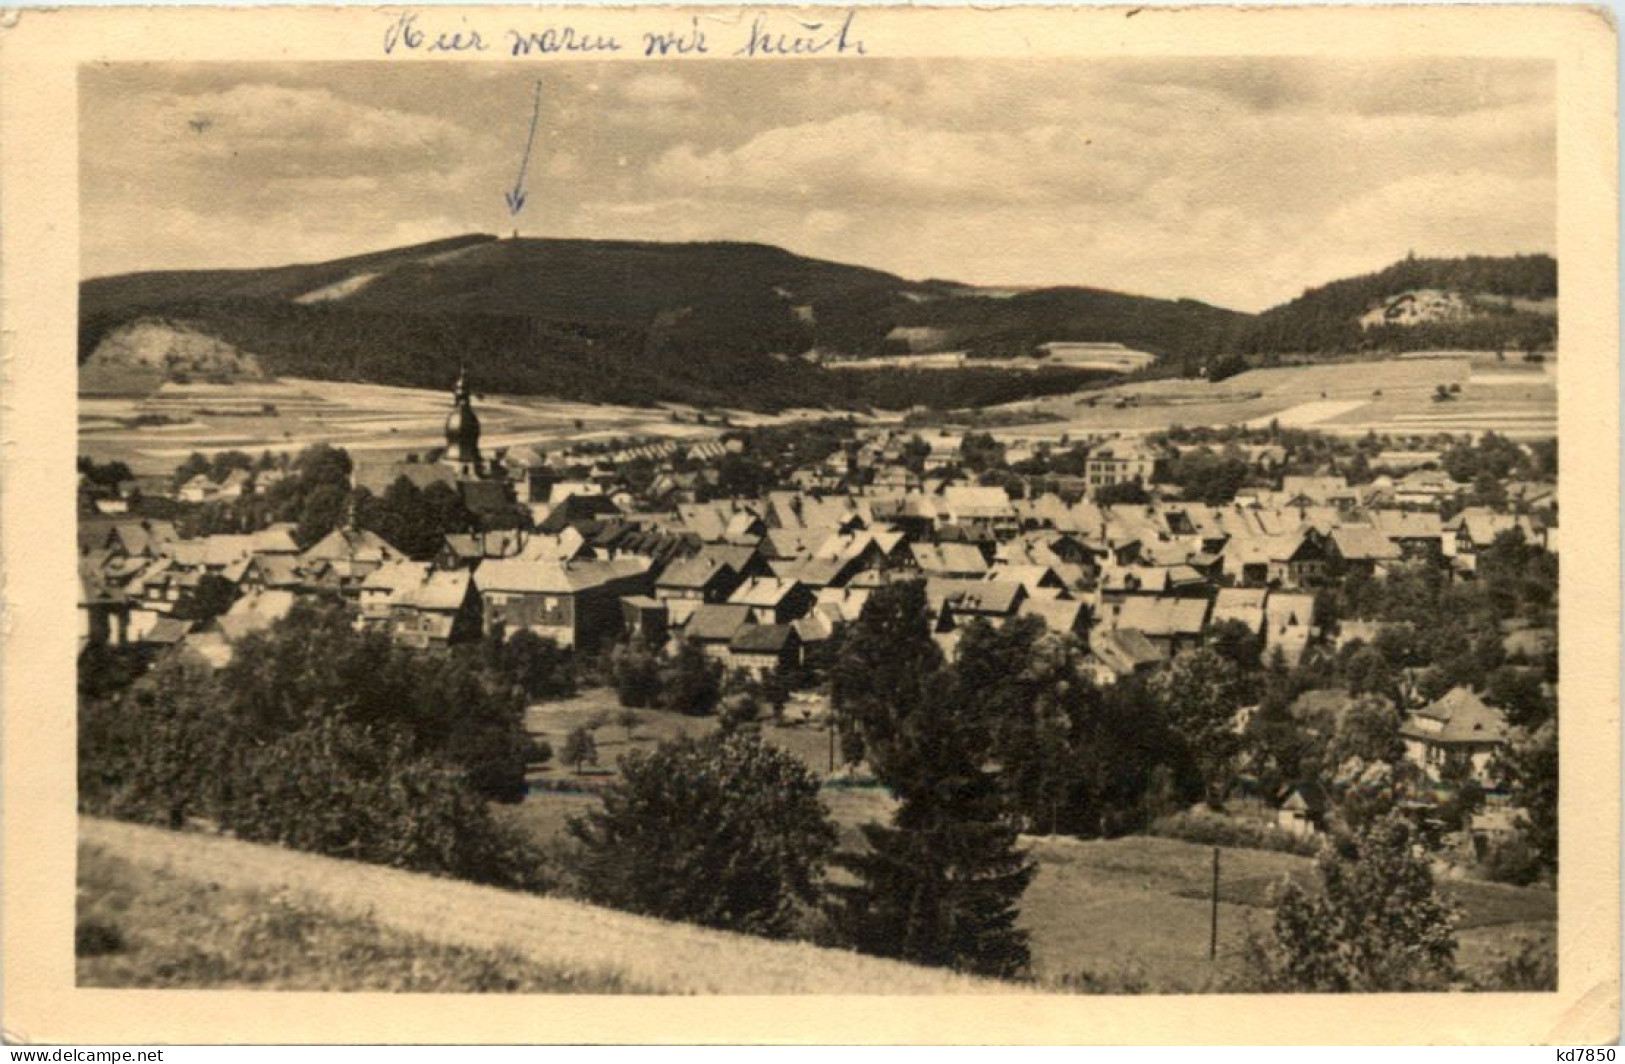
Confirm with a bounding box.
[569,732,836,938]
[1148,648,1247,806]
[1239,813,1459,992]
[660,640,722,717]
[561,726,599,774]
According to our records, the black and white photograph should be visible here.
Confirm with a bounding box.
[69,50,1567,996]
[1,3,1612,1043]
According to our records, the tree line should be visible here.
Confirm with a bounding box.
[79,602,571,887]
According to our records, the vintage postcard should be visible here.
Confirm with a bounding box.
[0,2,1617,1046]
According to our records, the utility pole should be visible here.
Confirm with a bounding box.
[1209,846,1221,961]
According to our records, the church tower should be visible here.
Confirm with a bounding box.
[443,366,483,477]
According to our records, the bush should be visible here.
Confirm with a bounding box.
[1052,962,1154,994]
[1232,814,1460,992]
[609,643,662,708]
[1148,809,1321,857]
[495,631,576,701]
[659,641,721,717]
[224,717,547,890]
[221,602,532,802]
[1470,933,1556,991]
[719,689,762,733]
[75,919,125,957]
[1478,833,1546,887]
[568,731,837,938]
[81,657,229,830]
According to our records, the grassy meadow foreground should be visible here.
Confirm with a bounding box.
[77,817,1005,995]
[76,840,646,993]
[498,783,1555,992]
[81,798,1554,994]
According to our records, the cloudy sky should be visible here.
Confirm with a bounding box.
[81,58,1554,311]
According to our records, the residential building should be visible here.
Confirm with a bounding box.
[1401,687,1511,784]
[477,557,652,650]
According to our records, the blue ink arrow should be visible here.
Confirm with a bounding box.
[505,81,544,217]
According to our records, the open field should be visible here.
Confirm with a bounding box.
[493,796,1556,991]
[990,354,1555,443]
[81,793,1552,994]
[501,700,1557,994]
[523,687,840,783]
[506,687,876,853]
[78,817,1009,994]
[1015,833,1553,989]
[77,376,870,475]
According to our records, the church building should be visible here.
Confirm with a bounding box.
[442,366,485,478]
[350,368,518,524]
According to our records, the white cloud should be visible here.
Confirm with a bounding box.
[620,72,699,105]
[650,112,1123,208]
[543,150,582,180]
[802,209,852,237]
[110,83,491,182]
[81,61,1555,311]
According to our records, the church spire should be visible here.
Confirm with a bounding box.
[443,366,483,475]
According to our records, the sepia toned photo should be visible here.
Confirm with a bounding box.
[1,3,1617,1046]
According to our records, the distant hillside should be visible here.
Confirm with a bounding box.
[889,286,1240,362]
[1237,253,1557,358]
[80,241,1555,409]
[80,817,1006,996]
[79,235,1242,410]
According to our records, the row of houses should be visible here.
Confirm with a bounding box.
[79,450,1554,680]
[81,376,1555,712]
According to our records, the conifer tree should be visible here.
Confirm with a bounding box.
[828,583,1035,977]
[832,669,1036,977]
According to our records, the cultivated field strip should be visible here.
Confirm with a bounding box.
[80,817,1011,995]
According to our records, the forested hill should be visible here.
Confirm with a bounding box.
[79,239,1555,410]
[1235,254,1557,358]
[78,235,1244,410]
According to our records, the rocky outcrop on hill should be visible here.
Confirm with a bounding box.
[84,319,264,380]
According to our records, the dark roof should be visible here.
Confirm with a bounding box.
[658,555,732,590]
[144,616,194,645]
[458,479,514,515]
[1402,687,1510,746]
[729,624,798,653]
[686,603,753,642]
[537,493,622,532]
